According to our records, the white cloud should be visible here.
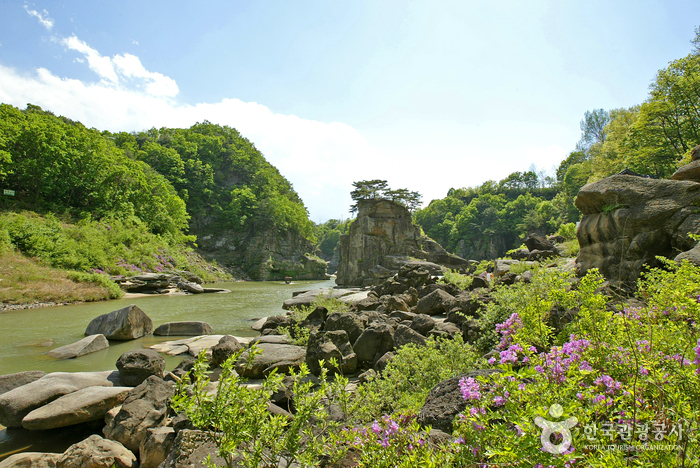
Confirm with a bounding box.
[112,54,179,97]
[23,5,54,31]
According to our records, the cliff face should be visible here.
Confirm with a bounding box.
[575,174,700,289]
[336,199,468,287]
[196,228,327,281]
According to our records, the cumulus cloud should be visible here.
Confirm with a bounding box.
[23,5,54,31]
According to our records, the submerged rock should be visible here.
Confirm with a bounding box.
[47,334,109,360]
[153,321,213,336]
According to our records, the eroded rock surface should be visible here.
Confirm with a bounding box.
[575,174,700,288]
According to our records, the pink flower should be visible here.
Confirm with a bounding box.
[459,377,482,400]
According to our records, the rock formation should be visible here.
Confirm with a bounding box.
[575,173,700,288]
[336,199,468,287]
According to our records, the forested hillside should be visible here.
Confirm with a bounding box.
[415,31,700,260]
[0,103,321,291]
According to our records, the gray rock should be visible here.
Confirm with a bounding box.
[415,289,454,316]
[139,426,175,468]
[116,349,166,387]
[393,324,427,348]
[0,452,59,468]
[524,233,556,252]
[576,175,700,288]
[672,159,700,182]
[211,336,243,368]
[428,321,462,339]
[47,334,109,360]
[57,434,137,468]
[282,288,360,310]
[176,281,204,294]
[248,335,292,346]
[0,371,46,396]
[185,334,226,358]
[374,351,394,372]
[159,429,227,468]
[103,376,175,453]
[417,369,500,433]
[323,312,365,344]
[235,343,306,379]
[21,386,131,430]
[153,321,213,336]
[352,323,395,365]
[305,330,357,375]
[85,305,153,340]
[410,314,436,336]
[0,371,120,428]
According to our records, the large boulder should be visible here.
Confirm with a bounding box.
[306,330,357,375]
[139,426,176,468]
[0,371,120,428]
[21,386,131,430]
[524,233,556,252]
[153,321,213,336]
[323,312,365,344]
[235,343,306,379]
[337,199,467,287]
[0,371,46,396]
[393,324,427,348]
[415,289,454,316]
[417,369,500,433]
[352,323,395,366]
[57,434,137,468]
[282,288,360,310]
[103,376,175,453]
[116,349,166,387]
[0,453,59,468]
[211,336,244,368]
[576,175,700,288]
[159,429,227,468]
[85,305,153,340]
[47,335,109,360]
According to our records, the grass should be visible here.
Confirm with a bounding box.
[0,250,121,305]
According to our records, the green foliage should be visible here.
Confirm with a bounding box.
[313,218,351,259]
[439,269,473,290]
[555,222,577,241]
[0,210,228,281]
[66,271,123,299]
[349,180,422,214]
[0,104,188,236]
[352,335,480,421]
[171,349,351,467]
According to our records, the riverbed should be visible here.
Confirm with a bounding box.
[0,278,332,460]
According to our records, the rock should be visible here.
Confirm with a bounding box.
[672,159,700,182]
[185,335,226,357]
[0,371,46,396]
[415,289,454,316]
[299,306,328,330]
[305,330,357,375]
[159,429,226,468]
[575,175,700,288]
[211,336,243,368]
[21,386,130,430]
[47,335,109,360]
[469,275,490,290]
[388,310,417,322]
[495,272,518,286]
[385,295,410,312]
[282,288,360,310]
[235,343,306,379]
[116,349,166,387]
[494,259,519,276]
[428,321,461,340]
[57,434,137,468]
[353,323,395,365]
[323,312,365,344]
[520,270,535,283]
[0,371,120,428]
[259,315,293,332]
[248,335,292,346]
[85,305,153,340]
[417,369,500,433]
[410,314,436,336]
[524,233,556,252]
[374,352,395,372]
[337,291,371,305]
[0,453,59,468]
[153,322,213,336]
[337,199,468,287]
[393,324,427,348]
[170,357,195,381]
[251,317,268,331]
[103,376,175,453]
[176,281,204,294]
[139,426,176,468]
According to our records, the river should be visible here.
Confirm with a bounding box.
[0,277,333,460]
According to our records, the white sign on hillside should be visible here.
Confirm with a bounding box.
[3,189,14,196]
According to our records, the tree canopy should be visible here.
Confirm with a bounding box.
[349,179,422,214]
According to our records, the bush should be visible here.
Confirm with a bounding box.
[556,222,578,241]
[439,269,473,290]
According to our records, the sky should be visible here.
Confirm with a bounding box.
[1,1,699,222]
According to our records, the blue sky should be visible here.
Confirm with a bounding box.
[1,1,699,221]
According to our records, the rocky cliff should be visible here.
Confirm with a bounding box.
[196,228,327,281]
[575,171,700,289]
[336,199,468,287]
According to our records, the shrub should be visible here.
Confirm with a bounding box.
[438,269,473,290]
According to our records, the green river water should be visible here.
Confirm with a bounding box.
[0,277,333,460]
